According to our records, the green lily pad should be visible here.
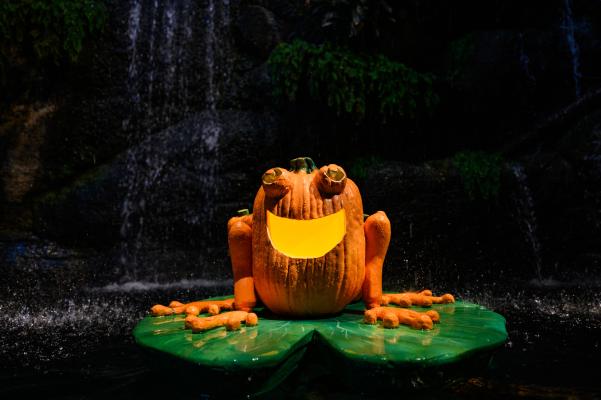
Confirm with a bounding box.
[133,296,506,395]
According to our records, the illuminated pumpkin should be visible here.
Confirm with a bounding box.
[251,157,365,316]
[151,157,455,332]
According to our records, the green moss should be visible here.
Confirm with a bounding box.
[0,0,107,78]
[452,151,503,201]
[35,163,110,207]
[447,33,476,83]
[268,40,437,121]
[348,155,383,180]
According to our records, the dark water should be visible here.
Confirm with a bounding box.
[1,281,600,399]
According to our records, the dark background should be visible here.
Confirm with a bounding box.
[1,0,601,398]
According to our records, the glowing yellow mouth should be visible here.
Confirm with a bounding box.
[266,209,346,259]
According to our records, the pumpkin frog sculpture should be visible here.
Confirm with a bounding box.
[151,157,454,332]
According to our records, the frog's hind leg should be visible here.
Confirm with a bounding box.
[185,311,259,333]
[364,306,441,330]
[382,290,454,307]
[150,298,235,317]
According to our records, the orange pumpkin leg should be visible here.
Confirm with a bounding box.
[362,212,391,309]
[186,311,259,333]
[381,290,455,308]
[150,298,236,317]
[363,306,438,330]
[228,212,256,312]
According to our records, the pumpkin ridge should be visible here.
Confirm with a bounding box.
[306,183,315,307]
[333,194,344,309]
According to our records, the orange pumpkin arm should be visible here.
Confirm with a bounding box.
[362,211,391,309]
[228,213,256,312]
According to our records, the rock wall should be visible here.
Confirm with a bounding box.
[1,0,600,293]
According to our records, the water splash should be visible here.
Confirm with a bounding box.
[88,278,232,293]
[510,163,543,282]
[584,128,601,231]
[561,0,582,99]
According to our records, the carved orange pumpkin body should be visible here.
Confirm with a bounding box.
[251,157,365,316]
[150,158,455,331]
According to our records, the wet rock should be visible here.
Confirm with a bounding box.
[442,30,568,150]
[262,0,304,21]
[235,5,281,58]
[0,238,92,299]
[29,110,279,279]
[0,103,56,203]
[521,109,601,281]
[32,163,124,246]
[356,160,536,288]
[2,0,601,292]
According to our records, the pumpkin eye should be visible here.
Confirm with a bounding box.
[262,168,291,198]
[315,164,347,195]
[326,167,345,182]
[262,168,282,184]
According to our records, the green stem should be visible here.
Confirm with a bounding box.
[289,157,317,173]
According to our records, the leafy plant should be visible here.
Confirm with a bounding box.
[348,155,383,180]
[0,0,107,78]
[268,40,437,121]
[446,33,476,83]
[452,151,503,201]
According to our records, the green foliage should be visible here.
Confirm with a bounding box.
[447,33,476,83]
[348,155,383,180]
[453,151,503,201]
[268,40,437,121]
[0,0,107,72]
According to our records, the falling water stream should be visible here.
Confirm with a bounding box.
[518,32,535,82]
[562,0,582,99]
[510,163,544,282]
[119,0,230,280]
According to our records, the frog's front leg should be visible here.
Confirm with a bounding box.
[150,298,235,316]
[362,211,391,309]
[361,211,454,330]
[382,290,454,307]
[149,212,258,332]
[227,211,256,312]
[184,211,258,332]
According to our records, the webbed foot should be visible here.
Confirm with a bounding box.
[364,306,440,330]
[381,290,454,308]
[150,298,235,317]
[150,298,259,332]
[185,311,258,333]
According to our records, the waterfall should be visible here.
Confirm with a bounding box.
[518,33,535,82]
[585,129,601,231]
[200,0,223,226]
[562,0,582,99]
[119,0,231,279]
[123,0,197,135]
[510,164,543,282]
